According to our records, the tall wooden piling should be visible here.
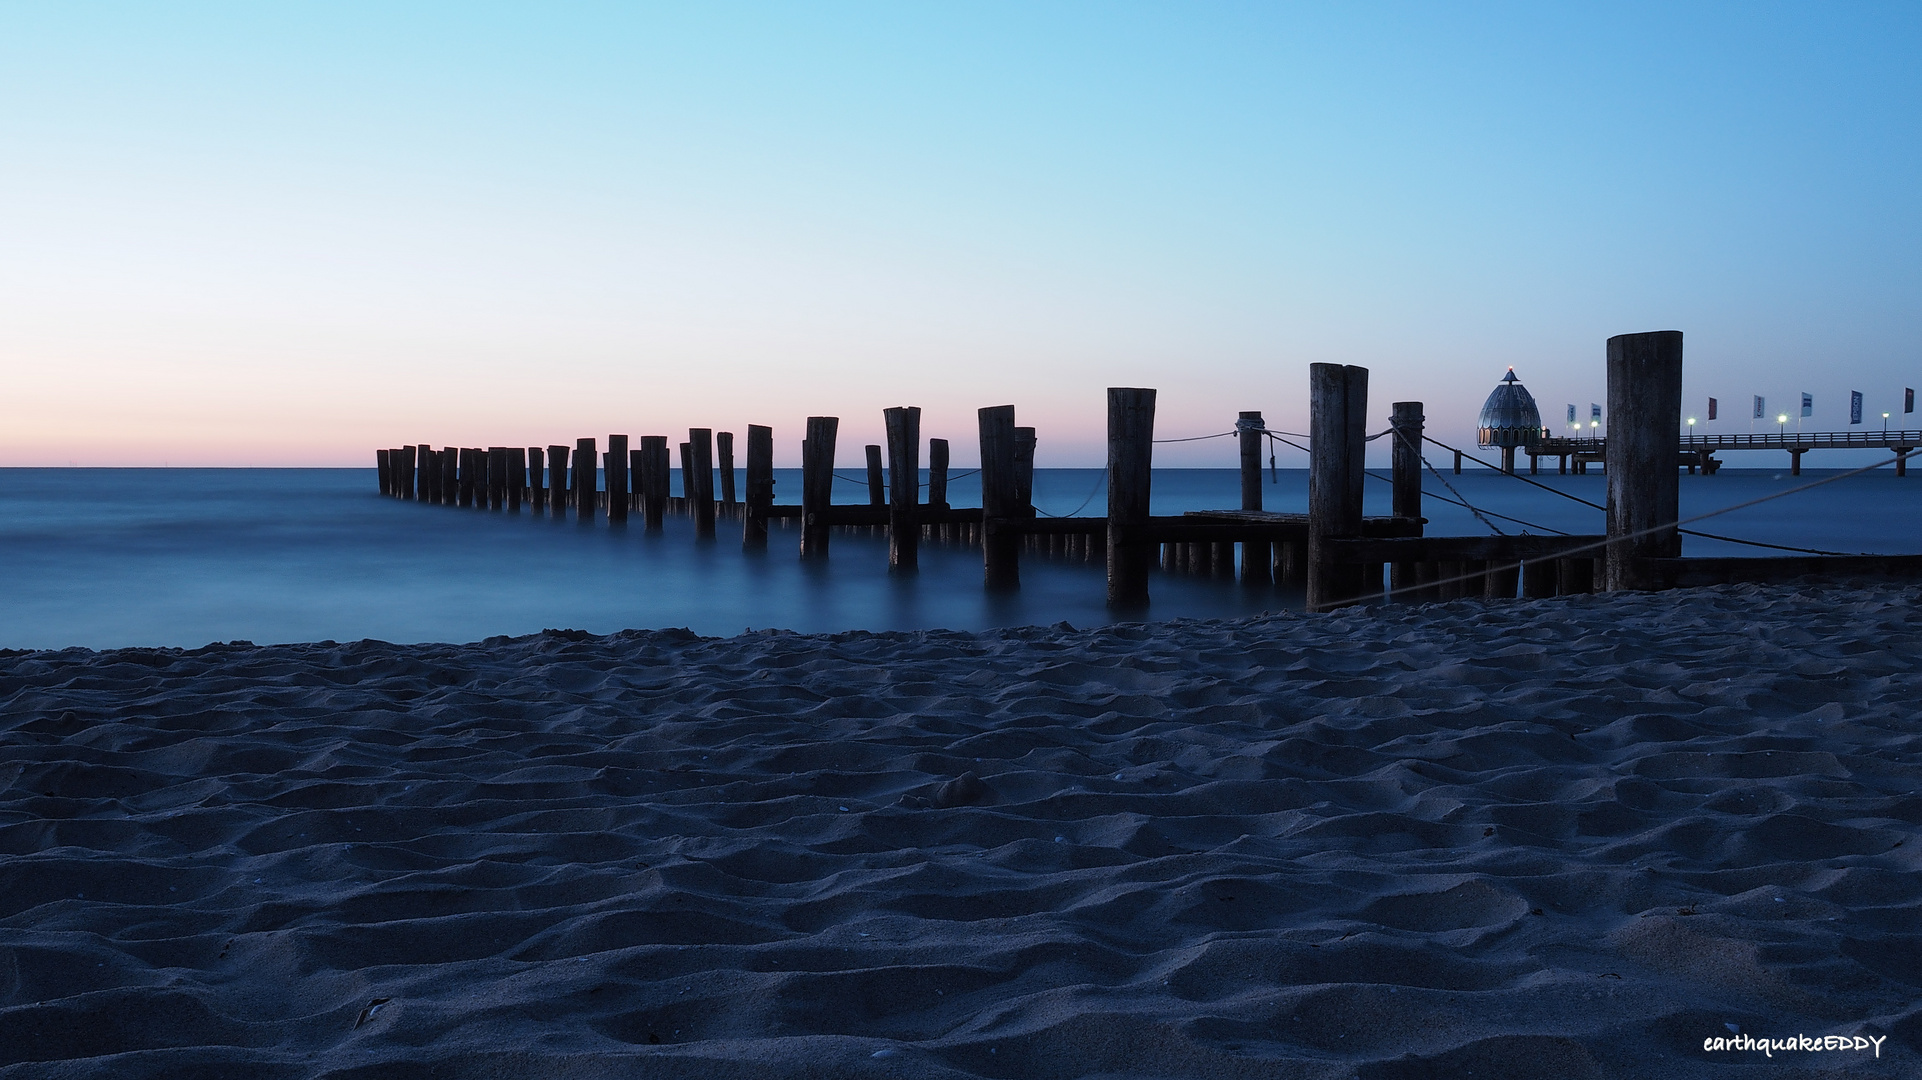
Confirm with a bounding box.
[1013,427,1037,519]
[885,406,921,572]
[376,450,392,496]
[508,448,526,511]
[1603,331,1683,590]
[548,445,570,511]
[1106,388,1156,607]
[744,424,774,551]
[575,438,596,522]
[1388,401,1425,597]
[639,436,669,530]
[399,446,418,500]
[1238,411,1270,586]
[928,439,950,510]
[979,405,1020,590]
[606,435,629,524]
[1307,363,1368,611]
[441,447,458,507]
[865,444,887,507]
[530,446,546,511]
[488,448,508,509]
[457,449,476,507]
[717,432,737,510]
[801,416,839,559]
[690,429,716,537]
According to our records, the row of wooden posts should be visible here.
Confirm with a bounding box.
[379,332,1913,609]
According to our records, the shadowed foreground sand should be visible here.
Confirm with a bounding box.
[1,582,1918,1078]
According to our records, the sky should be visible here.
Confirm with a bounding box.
[2,2,1919,467]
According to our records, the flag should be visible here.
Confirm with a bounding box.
[1566,404,1576,426]
[1753,395,1765,420]
[1907,388,1914,414]
[1590,403,1601,425]
[1850,391,1863,425]
[1707,397,1718,421]
[1801,393,1812,418]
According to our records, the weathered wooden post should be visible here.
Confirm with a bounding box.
[440,447,458,506]
[508,448,526,511]
[677,442,693,514]
[1106,388,1156,607]
[529,446,546,511]
[1013,427,1037,520]
[1235,411,1270,585]
[639,436,669,530]
[401,446,420,499]
[717,431,737,512]
[1604,331,1683,591]
[885,406,921,572]
[689,428,716,537]
[454,449,473,507]
[575,438,596,521]
[548,445,570,512]
[484,448,504,509]
[801,416,839,558]
[376,450,392,496]
[928,438,950,511]
[744,424,774,551]
[980,405,1020,590]
[605,435,629,524]
[1307,363,1368,611]
[1387,401,1424,598]
[864,444,886,507]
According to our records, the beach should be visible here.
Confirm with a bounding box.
[2,580,1917,1078]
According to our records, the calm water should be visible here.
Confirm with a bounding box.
[3,465,1917,649]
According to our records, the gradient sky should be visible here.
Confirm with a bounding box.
[3,2,1918,466]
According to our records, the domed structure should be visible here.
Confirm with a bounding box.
[1477,368,1544,474]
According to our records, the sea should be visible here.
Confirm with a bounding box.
[3,465,1918,649]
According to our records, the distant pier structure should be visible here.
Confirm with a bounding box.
[1477,368,1544,475]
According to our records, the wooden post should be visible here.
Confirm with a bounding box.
[529,446,546,511]
[1604,331,1683,590]
[639,436,669,530]
[508,448,526,511]
[928,438,950,510]
[865,444,886,507]
[1387,401,1424,598]
[1521,559,1556,598]
[441,447,458,506]
[1013,427,1037,519]
[1106,388,1156,607]
[1453,449,1462,475]
[455,448,474,507]
[801,416,838,559]
[1307,363,1368,611]
[1236,411,1270,586]
[980,405,1020,590]
[1487,562,1520,600]
[885,406,921,572]
[376,449,392,496]
[678,441,694,514]
[1898,447,1912,478]
[399,445,419,500]
[575,438,596,521]
[485,448,504,509]
[744,424,773,551]
[605,435,629,524]
[546,445,568,511]
[690,429,716,537]
[717,432,737,511]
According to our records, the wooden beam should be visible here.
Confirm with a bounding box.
[1106,387,1156,607]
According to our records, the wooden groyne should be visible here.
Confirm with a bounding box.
[378,330,1922,611]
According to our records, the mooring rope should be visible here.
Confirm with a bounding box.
[1421,435,1608,511]
[1035,468,1109,519]
[1390,426,1506,536]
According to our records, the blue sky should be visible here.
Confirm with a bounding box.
[2,2,1917,465]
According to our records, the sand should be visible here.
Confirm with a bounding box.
[2,581,1918,1078]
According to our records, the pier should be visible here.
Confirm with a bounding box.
[377,330,1922,612]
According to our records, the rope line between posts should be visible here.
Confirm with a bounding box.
[1153,431,1236,443]
[1035,468,1109,519]
[1390,425,1506,536]
[1366,454,1902,606]
[1363,470,1570,535]
[1422,435,1607,511]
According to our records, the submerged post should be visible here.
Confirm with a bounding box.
[529,446,546,511]
[979,405,1020,590]
[1388,401,1424,597]
[376,449,392,496]
[508,447,526,511]
[690,429,716,537]
[1307,363,1368,611]
[928,438,950,510]
[1106,388,1156,607]
[488,448,508,509]
[639,436,669,530]
[865,445,886,507]
[548,445,570,512]
[604,435,629,523]
[717,431,737,511]
[1013,427,1037,519]
[885,406,921,572]
[743,424,774,551]
[1238,411,1269,586]
[801,416,839,558]
[1604,331,1683,590]
[574,438,597,521]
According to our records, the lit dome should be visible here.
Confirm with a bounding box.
[1478,369,1544,449]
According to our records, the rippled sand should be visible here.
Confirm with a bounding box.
[2,582,1918,1078]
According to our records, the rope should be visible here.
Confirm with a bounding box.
[1389,425,1505,536]
[1364,428,1394,442]
[1035,468,1108,519]
[1677,528,1867,557]
[1364,470,1571,535]
[1421,435,1607,512]
[1366,454,1902,606]
[1152,431,1236,443]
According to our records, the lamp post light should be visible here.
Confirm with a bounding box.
[1778,414,1788,438]
[1884,412,1891,434]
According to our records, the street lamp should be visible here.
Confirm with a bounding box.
[1777,413,1788,438]
[1884,412,1891,433]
